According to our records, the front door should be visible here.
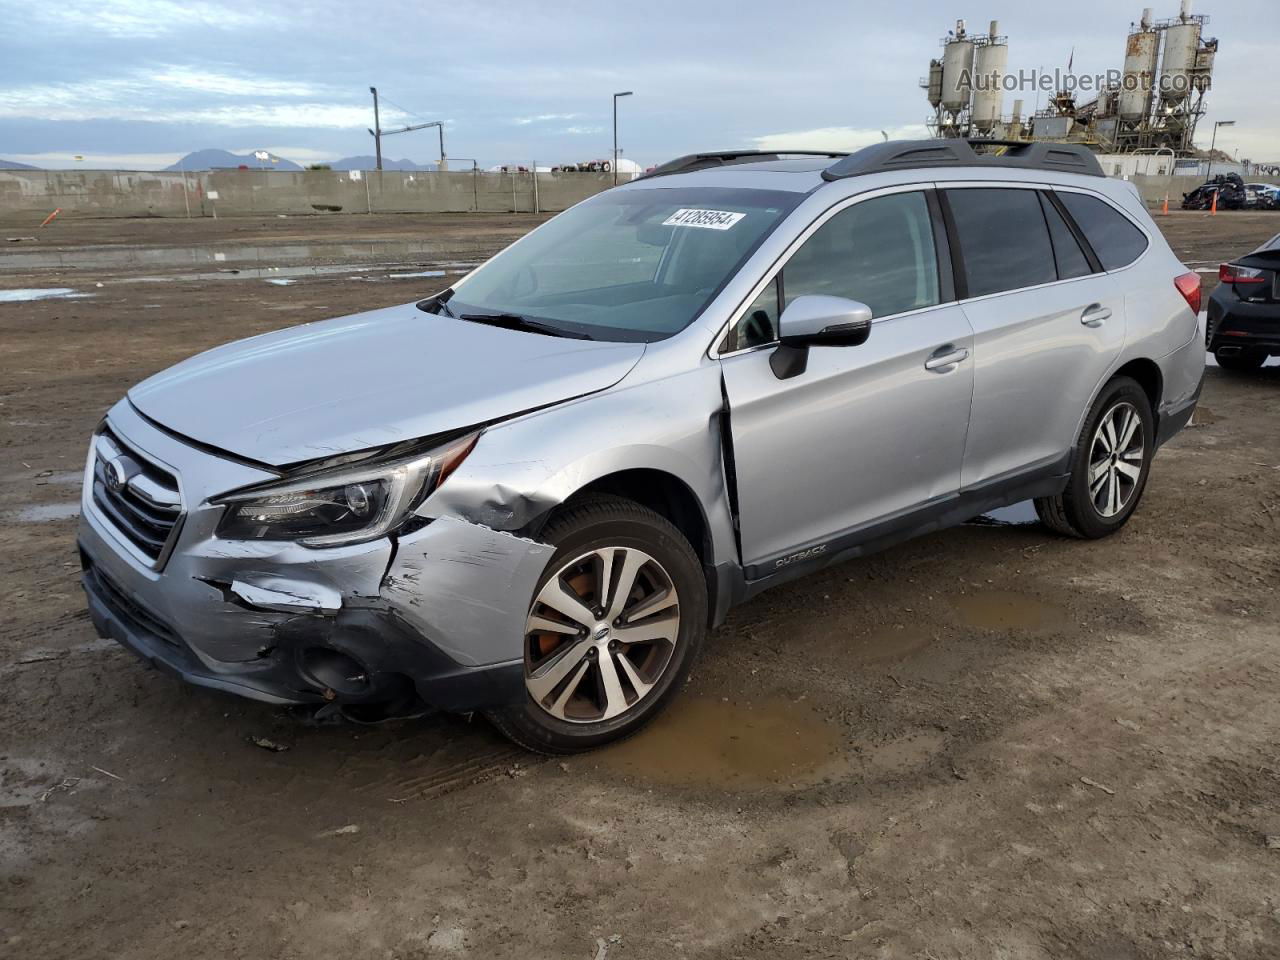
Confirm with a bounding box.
[719,189,974,573]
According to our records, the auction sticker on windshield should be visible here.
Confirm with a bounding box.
[663,208,746,230]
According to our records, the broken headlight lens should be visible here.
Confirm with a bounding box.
[215,433,478,547]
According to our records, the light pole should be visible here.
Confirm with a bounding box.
[612,91,633,185]
[1206,119,1235,179]
[369,86,383,172]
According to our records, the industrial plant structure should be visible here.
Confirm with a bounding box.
[922,1,1216,156]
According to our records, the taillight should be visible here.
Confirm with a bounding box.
[1174,271,1202,315]
[1218,263,1266,285]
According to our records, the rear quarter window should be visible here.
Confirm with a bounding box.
[1056,192,1149,271]
[944,187,1057,298]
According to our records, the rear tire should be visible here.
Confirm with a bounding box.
[1035,376,1154,540]
[485,495,707,754]
[1214,348,1267,372]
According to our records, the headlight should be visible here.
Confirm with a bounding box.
[215,432,478,547]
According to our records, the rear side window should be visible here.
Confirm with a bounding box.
[1038,193,1093,280]
[945,188,1056,297]
[1056,192,1149,270]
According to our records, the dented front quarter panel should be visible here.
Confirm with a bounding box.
[382,517,554,666]
[420,349,736,573]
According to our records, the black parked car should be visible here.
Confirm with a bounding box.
[1206,233,1280,371]
[1183,173,1248,211]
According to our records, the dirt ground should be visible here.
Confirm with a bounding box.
[2,210,1278,960]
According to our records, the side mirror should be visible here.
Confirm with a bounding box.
[771,295,872,379]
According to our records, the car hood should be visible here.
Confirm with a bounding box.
[128,302,645,466]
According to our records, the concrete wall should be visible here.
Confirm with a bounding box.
[0,168,618,221]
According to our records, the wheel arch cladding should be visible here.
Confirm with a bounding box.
[567,469,711,566]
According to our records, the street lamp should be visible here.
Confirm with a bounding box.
[613,91,633,185]
[1206,119,1235,179]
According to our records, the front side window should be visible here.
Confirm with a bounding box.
[945,187,1057,298]
[782,191,941,317]
[443,186,802,342]
[1056,192,1149,271]
[721,191,941,352]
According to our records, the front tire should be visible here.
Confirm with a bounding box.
[1035,376,1154,539]
[486,495,707,754]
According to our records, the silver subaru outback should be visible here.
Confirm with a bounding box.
[78,140,1205,752]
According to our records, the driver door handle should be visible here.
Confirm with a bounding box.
[1081,304,1112,327]
[924,347,970,371]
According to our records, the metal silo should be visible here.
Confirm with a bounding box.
[940,21,975,118]
[1118,9,1158,122]
[971,21,1007,133]
[1159,17,1200,106]
[925,59,944,108]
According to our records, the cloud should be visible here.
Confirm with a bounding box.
[561,126,606,136]
[513,113,581,125]
[151,66,319,98]
[750,124,932,152]
[23,0,280,38]
[1,151,186,170]
[0,70,396,129]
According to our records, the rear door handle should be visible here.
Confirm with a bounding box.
[1081,304,1112,327]
[924,347,970,371]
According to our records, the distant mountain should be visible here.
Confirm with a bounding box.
[0,159,37,169]
[164,149,304,172]
[328,156,437,171]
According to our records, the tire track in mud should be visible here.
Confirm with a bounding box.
[335,737,531,803]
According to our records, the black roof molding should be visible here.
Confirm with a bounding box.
[822,139,1104,180]
[636,150,849,181]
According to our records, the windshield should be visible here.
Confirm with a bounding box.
[440,186,803,342]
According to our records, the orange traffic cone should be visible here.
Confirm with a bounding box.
[1162,194,1169,215]
[1210,190,1218,215]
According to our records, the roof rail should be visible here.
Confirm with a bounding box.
[821,139,1104,180]
[636,150,849,181]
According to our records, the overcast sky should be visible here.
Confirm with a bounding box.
[0,0,1273,170]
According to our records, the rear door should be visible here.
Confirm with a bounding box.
[719,187,975,571]
[943,185,1127,489]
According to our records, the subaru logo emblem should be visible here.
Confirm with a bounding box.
[105,456,132,494]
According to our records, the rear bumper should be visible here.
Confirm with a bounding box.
[1207,292,1280,354]
[1156,371,1202,448]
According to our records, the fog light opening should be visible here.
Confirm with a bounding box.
[300,647,371,697]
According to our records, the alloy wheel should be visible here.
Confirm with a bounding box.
[1088,401,1145,518]
[524,546,680,724]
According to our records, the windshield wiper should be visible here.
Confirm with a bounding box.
[458,312,593,340]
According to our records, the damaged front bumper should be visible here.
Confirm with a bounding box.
[78,402,552,713]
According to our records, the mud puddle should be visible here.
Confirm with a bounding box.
[101,261,474,285]
[967,500,1040,527]
[0,241,473,272]
[0,288,94,303]
[12,503,80,522]
[950,590,1068,632]
[595,696,848,789]
[848,624,934,663]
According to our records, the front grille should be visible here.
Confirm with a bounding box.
[85,562,181,648]
[91,426,183,565]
